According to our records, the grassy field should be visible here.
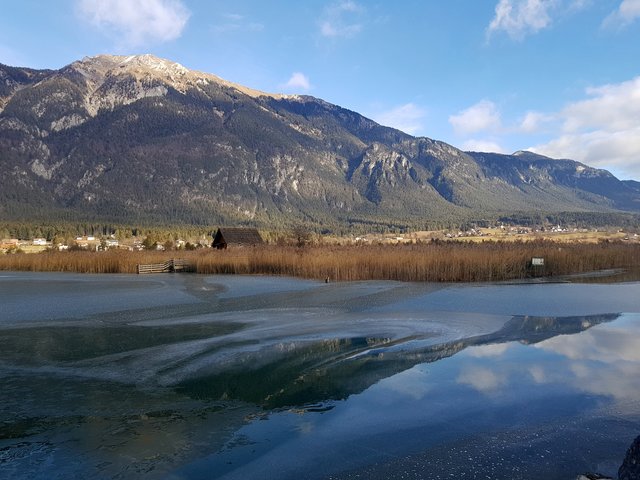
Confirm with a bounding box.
[346,227,638,245]
[2,240,640,282]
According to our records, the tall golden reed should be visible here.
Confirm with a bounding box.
[2,241,639,282]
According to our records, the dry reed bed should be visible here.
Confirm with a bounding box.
[2,241,640,282]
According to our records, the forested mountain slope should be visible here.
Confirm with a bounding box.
[1,54,638,230]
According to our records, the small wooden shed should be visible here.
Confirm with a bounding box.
[212,227,264,249]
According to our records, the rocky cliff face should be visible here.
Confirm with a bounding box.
[1,54,638,228]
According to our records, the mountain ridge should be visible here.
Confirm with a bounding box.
[1,54,639,230]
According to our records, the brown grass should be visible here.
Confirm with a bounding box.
[2,240,640,282]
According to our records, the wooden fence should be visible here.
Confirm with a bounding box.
[136,258,195,274]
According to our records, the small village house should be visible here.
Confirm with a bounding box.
[0,239,19,248]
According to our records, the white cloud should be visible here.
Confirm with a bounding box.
[282,72,312,92]
[603,0,640,28]
[461,139,507,153]
[77,0,190,47]
[530,76,640,179]
[487,0,557,40]
[320,1,365,38]
[531,128,640,177]
[448,101,505,154]
[562,78,640,132]
[449,100,501,135]
[372,103,426,136]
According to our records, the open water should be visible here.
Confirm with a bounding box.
[1,272,640,479]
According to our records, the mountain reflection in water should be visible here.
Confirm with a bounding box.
[176,313,620,409]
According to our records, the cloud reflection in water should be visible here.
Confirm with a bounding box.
[534,313,640,404]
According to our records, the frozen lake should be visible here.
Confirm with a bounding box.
[1,272,640,479]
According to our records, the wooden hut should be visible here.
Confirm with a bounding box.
[212,227,264,249]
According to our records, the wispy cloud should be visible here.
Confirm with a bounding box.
[379,368,431,400]
[282,72,312,92]
[77,0,190,47]
[320,1,365,38]
[487,0,556,40]
[603,0,640,29]
[528,365,547,383]
[372,103,426,136]
[466,343,512,358]
[0,44,26,67]
[518,111,553,133]
[567,0,592,12]
[530,76,640,178]
[223,13,243,21]
[457,366,507,393]
[449,100,502,135]
[486,0,591,41]
[211,13,264,35]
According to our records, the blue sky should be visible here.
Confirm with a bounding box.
[1,0,640,179]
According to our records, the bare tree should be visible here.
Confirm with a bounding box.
[292,225,312,247]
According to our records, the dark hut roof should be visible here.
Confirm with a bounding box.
[212,228,263,247]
